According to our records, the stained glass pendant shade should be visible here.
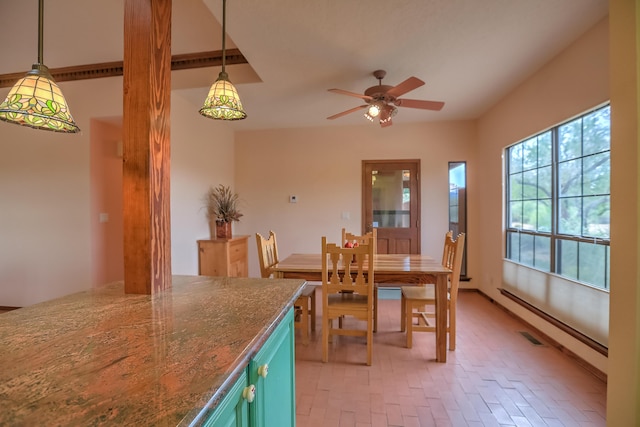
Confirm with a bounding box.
[200,71,247,120]
[199,0,246,121]
[0,0,80,133]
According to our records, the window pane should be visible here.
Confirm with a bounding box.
[510,173,523,200]
[538,132,552,166]
[522,169,538,199]
[557,239,578,281]
[522,137,537,170]
[583,106,611,156]
[507,231,520,262]
[559,197,582,235]
[538,166,552,199]
[509,201,523,228]
[372,169,410,228]
[606,247,610,289]
[578,241,606,288]
[537,199,551,232]
[522,200,537,230]
[520,234,534,267]
[583,195,610,238]
[583,152,610,196]
[559,119,582,161]
[510,144,523,173]
[558,158,582,197]
[450,205,458,222]
[534,235,550,271]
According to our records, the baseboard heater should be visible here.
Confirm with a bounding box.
[498,288,608,357]
[493,288,608,383]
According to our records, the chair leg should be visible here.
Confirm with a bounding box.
[328,318,334,343]
[310,288,316,332]
[400,291,406,332]
[299,296,309,345]
[366,316,373,366]
[322,317,329,363]
[406,300,413,349]
[373,285,378,333]
[449,304,455,351]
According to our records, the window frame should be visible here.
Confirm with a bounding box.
[505,104,610,290]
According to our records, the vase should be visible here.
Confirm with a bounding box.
[215,221,232,239]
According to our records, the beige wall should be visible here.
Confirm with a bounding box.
[607,0,640,423]
[0,80,236,306]
[234,121,477,278]
[90,119,124,286]
[475,17,609,373]
[0,77,119,307]
[170,92,237,275]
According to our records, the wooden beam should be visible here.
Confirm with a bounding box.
[122,0,172,294]
[0,49,247,88]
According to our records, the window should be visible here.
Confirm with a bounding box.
[449,162,467,276]
[505,105,610,289]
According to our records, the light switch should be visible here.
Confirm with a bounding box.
[341,211,350,220]
[289,195,298,203]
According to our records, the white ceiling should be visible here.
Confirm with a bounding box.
[0,0,608,131]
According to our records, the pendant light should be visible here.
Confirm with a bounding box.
[199,0,247,120]
[0,0,80,133]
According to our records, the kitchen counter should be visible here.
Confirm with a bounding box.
[0,275,305,426]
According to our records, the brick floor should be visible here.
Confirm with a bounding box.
[294,290,606,427]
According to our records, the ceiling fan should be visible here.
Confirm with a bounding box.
[327,70,444,128]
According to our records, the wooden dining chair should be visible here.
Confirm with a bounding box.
[255,231,316,345]
[401,232,465,352]
[322,236,375,366]
[341,228,379,332]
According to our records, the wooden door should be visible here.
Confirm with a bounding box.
[362,160,421,254]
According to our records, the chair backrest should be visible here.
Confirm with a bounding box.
[255,231,279,278]
[444,232,465,300]
[322,236,375,297]
[341,228,378,254]
[441,230,454,266]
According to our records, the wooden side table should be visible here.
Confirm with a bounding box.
[197,235,249,277]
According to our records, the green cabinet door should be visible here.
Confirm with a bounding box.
[250,308,295,427]
[204,369,250,427]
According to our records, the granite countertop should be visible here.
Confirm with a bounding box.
[0,275,305,426]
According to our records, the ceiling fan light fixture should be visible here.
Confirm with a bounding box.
[327,70,444,128]
[379,104,397,125]
[367,103,381,118]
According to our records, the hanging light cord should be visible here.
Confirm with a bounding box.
[38,0,44,65]
[221,0,227,74]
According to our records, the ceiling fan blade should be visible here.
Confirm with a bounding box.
[328,88,373,101]
[327,105,368,120]
[395,98,445,111]
[385,77,425,98]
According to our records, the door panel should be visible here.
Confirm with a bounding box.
[362,160,420,254]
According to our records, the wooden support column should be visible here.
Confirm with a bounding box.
[122,0,172,294]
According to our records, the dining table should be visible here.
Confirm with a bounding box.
[272,253,452,362]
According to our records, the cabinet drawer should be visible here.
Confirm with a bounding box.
[203,368,249,427]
